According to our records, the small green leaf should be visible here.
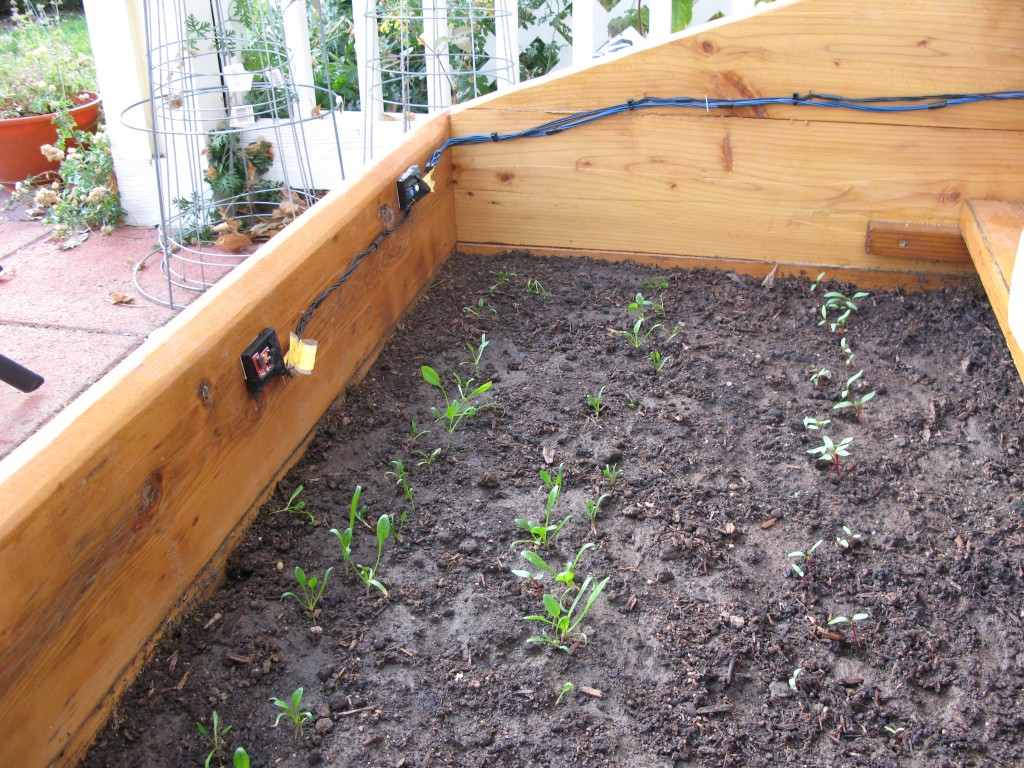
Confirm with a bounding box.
[421,365,441,387]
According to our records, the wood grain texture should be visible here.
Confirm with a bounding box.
[449,109,1022,276]
[0,114,455,768]
[457,242,977,291]
[960,199,1024,379]
[468,0,1024,132]
[865,221,971,264]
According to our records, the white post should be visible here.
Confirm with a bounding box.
[422,0,452,112]
[648,0,673,41]
[353,0,381,121]
[494,0,520,89]
[571,0,596,65]
[280,0,317,117]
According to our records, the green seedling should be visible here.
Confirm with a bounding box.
[828,308,852,335]
[884,725,909,752]
[648,350,671,373]
[513,543,596,595]
[807,435,853,477]
[539,463,565,499]
[348,484,371,530]
[462,297,496,317]
[640,276,669,293]
[386,460,415,509]
[602,463,621,484]
[803,416,831,432]
[836,524,863,552]
[664,323,681,342]
[833,390,877,422]
[525,575,610,653]
[422,365,501,434]
[270,687,313,740]
[788,539,824,585]
[281,565,333,617]
[463,334,489,367]
[515,483,572,549]
[626,292,656,322]
[810,368,831,389]
[823,289,869,312]
[624,392,639,408]
[610,318,663,350]
[809,271,826,292]
[817,304,830,329]
[840,369,863,399]
[525,278,551,296]
[840,336,855,367]
[271,485,314,523]
[197,710,231,768]
[828,612,870,644]
[488,270,516,295]
[582,493,610,533]
[416,447,441,470]
[586,386,606,418]
[788,668,803,692]
[556,681,575,705]
[410,419,430,441]
[233,748,250,768]
[333,515,392,596]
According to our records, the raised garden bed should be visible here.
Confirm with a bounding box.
[83,252,1024,767]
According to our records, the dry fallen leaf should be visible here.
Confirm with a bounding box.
[107,291,134,305]
[761,264,779,289]
[215,232,252,252]
[541,445,555,465]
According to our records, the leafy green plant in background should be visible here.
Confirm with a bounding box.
[197,710,231,768]
[525,575,610,652]
[270,687,314,740]
[281,565,333,616]
[232,748,250,768]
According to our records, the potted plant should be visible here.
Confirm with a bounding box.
[0,0,101,184]
[2,1,122,244]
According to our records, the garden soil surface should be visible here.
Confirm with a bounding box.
[83,252,1024,768]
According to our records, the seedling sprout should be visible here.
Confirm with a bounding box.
[586,386,606,418]
[582,493,610,533]
[803,416,831,432]
[810,368,831,389]
[788,668,802,692]
[807,435,853,477]
[463,334,489,367]
[281,565,333,617]
[602,463,621,484]
[422,365,501,434]
[556,681,575,705]
[524,575,610,653]
[836,524,863,551]
[271,485,314,523]
[828,612,870,644]
[788,539,824,586]
[648,350,670,373]
[197,710,232,768]
[270,687,313,740]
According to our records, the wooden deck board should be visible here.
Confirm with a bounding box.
[959,199,1024,379]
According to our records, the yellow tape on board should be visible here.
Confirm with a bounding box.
[286,332,317,375]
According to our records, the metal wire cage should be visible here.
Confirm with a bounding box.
[123,0,347,308]
[362,0,518,155]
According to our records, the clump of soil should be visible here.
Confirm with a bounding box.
[83,253,1024,768]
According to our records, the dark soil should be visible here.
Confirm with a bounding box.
[83,252,1024,768]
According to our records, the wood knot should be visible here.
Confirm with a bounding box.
[701,40,715,55]
[134,471,163,531]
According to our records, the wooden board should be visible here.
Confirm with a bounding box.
[448,109,1024,276]
[960,199,1024,379]
[865,221,971,264]
[0,114,456,768]
[472,0,1024,132]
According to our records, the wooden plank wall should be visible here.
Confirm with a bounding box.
[0,116,455,767]
[450,0,1024,282]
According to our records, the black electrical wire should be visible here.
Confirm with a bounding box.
[295,207,412,337]
[424,89,1024,170]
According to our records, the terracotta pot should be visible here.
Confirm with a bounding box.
[0,91,101,185]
